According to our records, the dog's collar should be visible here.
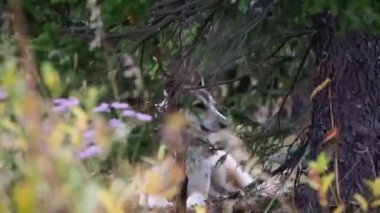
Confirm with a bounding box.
[193,137,223,154]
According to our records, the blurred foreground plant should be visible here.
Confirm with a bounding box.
[0,59,158,212]
[304,150,380,212]
[353,178,380,212]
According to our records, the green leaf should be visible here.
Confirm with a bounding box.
[354,193,368,211]
[41,62,61,97]
[365,178,380,197]
[13,180,36,213]
[309,152,330,173]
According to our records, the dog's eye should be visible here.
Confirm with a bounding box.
[193,102,207,109]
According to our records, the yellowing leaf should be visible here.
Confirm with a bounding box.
[162,163,185,198]
[72,107,88,131]
[82,86,99,112]
[307,180,320,191]
[47,122,65,151]
[308,152,330,174]
[310,78,331,100]
[365,178,380,197]
[41,62,61,97]
[13,180,36,213]
[195,206,207,213]
[318,173,335,207]
[71,107,89,146]
[354,193,368,211]
[13,138,28,151]
[371,198,380,208]
[323,128,340,144]
[144,169,164,195]
[2,60,19,88]
[320,173,335,195]
[165,112,188,131]
[140,157,185,199]
[157,144,167,160]
[141,157,157,165]
[99,189,124,213]
[162,185,180,199]
[332,204,345,213]
[143,168,179,198]
[0,200,9,213]
[66,126,81,147]
[21,93,43,140]
[0,118,21,134]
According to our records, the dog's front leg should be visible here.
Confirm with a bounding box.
[185,148,213,208]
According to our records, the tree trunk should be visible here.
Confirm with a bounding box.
[294,12,380,212]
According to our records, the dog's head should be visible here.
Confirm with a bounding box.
[163,71,228,137]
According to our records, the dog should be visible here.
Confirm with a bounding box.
[139,71,254,209]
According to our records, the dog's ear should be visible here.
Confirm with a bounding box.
[190,71,204,87]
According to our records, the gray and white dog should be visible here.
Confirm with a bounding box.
[141,72,254,209]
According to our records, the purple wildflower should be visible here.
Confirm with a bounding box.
[122,109,136,117]
[93,102,110,113]
[108,118,125,129]
[82,128,96,147]
[53,96,80,112]
[122,109,152,122]
[53,98,67,105]
[52,105,68,112]
[84,129,95,140]
[77,145,101,159]
[135,113,153,122]
[54,97,79,106]
[0,87,8,101]
[66,97,80,106]
[110,101,129,110]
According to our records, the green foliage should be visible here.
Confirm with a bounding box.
[303,0,380,33]
[1,0,380,211]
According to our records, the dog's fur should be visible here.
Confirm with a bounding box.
[139,72,253,209]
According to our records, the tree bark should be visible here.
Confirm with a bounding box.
[294,12,380,212]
